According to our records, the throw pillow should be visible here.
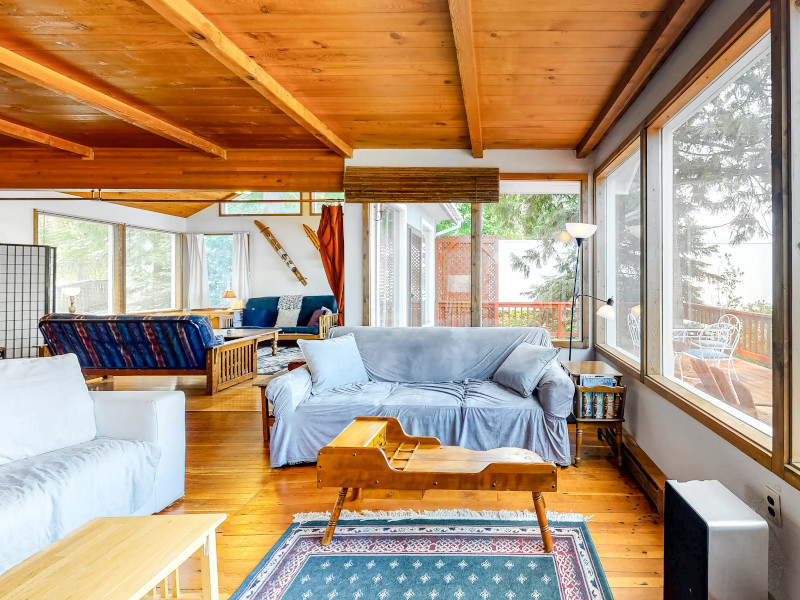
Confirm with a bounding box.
[275,308,300,327]
[307,308,325,327]
[298,333,369,394]
[492,343,559,397]
[0,354,97,466]
[242,307,268,327]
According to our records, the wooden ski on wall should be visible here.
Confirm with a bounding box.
[302,224,321,250]
[253,219,308,286]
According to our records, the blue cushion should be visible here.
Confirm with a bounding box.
[242,308,268,327]
[244,297,279,327]
[298,295,337,327]
[492,343,558,397]
[297,333,368,394]
[684,348,728,360]
[277,326,318,334]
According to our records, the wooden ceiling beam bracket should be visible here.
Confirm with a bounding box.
[575,0,711,158]
[0,45,226,159]
[0,116,93,159]
[448,0,483,159]
[141,0,353,158]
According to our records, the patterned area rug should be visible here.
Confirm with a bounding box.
[230,510,613,600]
[257,346,304,376]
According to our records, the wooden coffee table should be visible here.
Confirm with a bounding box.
[215,327,281,356]
[0,513,226,600]
[317,417,558,551]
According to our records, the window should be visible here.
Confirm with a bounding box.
[220,192,301,215]
[659,34,772,435]
[37,213,115,314]
[478,180,581,341]
[598,145,642,362]
[125,228,178,312]
[204,234,234,308]
[373,205,402,327]
[312,191,345,214]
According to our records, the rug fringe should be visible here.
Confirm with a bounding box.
[293,508,591,523]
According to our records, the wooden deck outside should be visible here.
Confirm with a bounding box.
[86,374,665,600]
[673,355,772,426]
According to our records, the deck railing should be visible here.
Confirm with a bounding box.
[682,302,772,363]
[436,301,575,339]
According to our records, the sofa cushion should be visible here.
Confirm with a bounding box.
[242,307,268,327]
[298,333,369,394]
[0,437,160,574]
[307,308,325,327]
[298,295,337,327]
[382,382,466,407]
[275,308,300,327]
[328,326,554,383]
[0,354,97,466]
[492,343,558,397]
[244,297,279,327]
[277,326,319,335]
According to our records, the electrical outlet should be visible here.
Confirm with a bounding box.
[763,486,782,527]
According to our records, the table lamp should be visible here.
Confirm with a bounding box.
[62,287,81,314]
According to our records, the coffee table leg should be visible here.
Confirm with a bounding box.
[321,487,348,546]
[533,492,553,553]
[201,531,220,600]
[575,425,583,466]
[272,334,278,356]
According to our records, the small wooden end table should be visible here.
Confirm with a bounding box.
[317,417,558,551]
[561,360,625,467]
[214,327,281,356]
[0,513,226,600]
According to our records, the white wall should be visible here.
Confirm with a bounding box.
[591,1,800,597]
[0,193,187,244]
[186,205,333,300]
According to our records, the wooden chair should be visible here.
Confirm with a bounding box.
[316,417,559,551]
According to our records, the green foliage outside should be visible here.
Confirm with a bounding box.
[225,192,301,215]
[205,235,233,307]
[126,228,175,312]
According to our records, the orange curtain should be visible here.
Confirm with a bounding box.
[317,204,345,324]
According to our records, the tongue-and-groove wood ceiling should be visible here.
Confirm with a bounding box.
[0,0,707,204]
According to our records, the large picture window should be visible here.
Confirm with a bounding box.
[660,34,772,435]
[598,146,642,362]
[126,228,178,312]
[204,234,234,308]
[37,213,115,314]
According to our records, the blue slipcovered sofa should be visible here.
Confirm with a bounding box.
[241,295,339,340]
[266,326,575,467]
[39,313,259,395]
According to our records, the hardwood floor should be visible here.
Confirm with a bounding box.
[90,375,664,600]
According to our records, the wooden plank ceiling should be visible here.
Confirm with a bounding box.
[0,0,697,215]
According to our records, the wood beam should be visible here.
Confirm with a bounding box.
[0,116,94,159]
[448,0,483,159]
[0,148,343,190]
[140,0,353,158]
[0,45,226,159]
[575,0,711,158]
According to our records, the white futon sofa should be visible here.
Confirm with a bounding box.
[0,354,185,574]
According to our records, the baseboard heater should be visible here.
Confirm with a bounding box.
[664,480,768,599]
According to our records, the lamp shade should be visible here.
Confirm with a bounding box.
[596,303,615,321]
[62,287,81,297]
[222,290,236,299]
[566,222,598,239]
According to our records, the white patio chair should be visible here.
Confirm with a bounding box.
[627,311,641,352]
[682,321,740,383]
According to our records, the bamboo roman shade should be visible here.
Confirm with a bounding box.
[343,167,499,203]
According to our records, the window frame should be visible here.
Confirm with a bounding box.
[124,225,181,313]
[34,210,184,315]
[594,137,644,375]
[310,191,345,215]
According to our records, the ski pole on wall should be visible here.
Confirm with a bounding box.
[302,224,321,251]
[253,219,308,286]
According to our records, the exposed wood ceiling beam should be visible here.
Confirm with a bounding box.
[140,0,353,158]
[0,45,226,159]
[575,0,711,158]
[64,191,238,203]
[0,116,94,159]
[448,0,483,159]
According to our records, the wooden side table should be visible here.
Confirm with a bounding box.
[561,361,626,467]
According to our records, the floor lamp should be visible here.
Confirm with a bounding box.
[566,222,615,360]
